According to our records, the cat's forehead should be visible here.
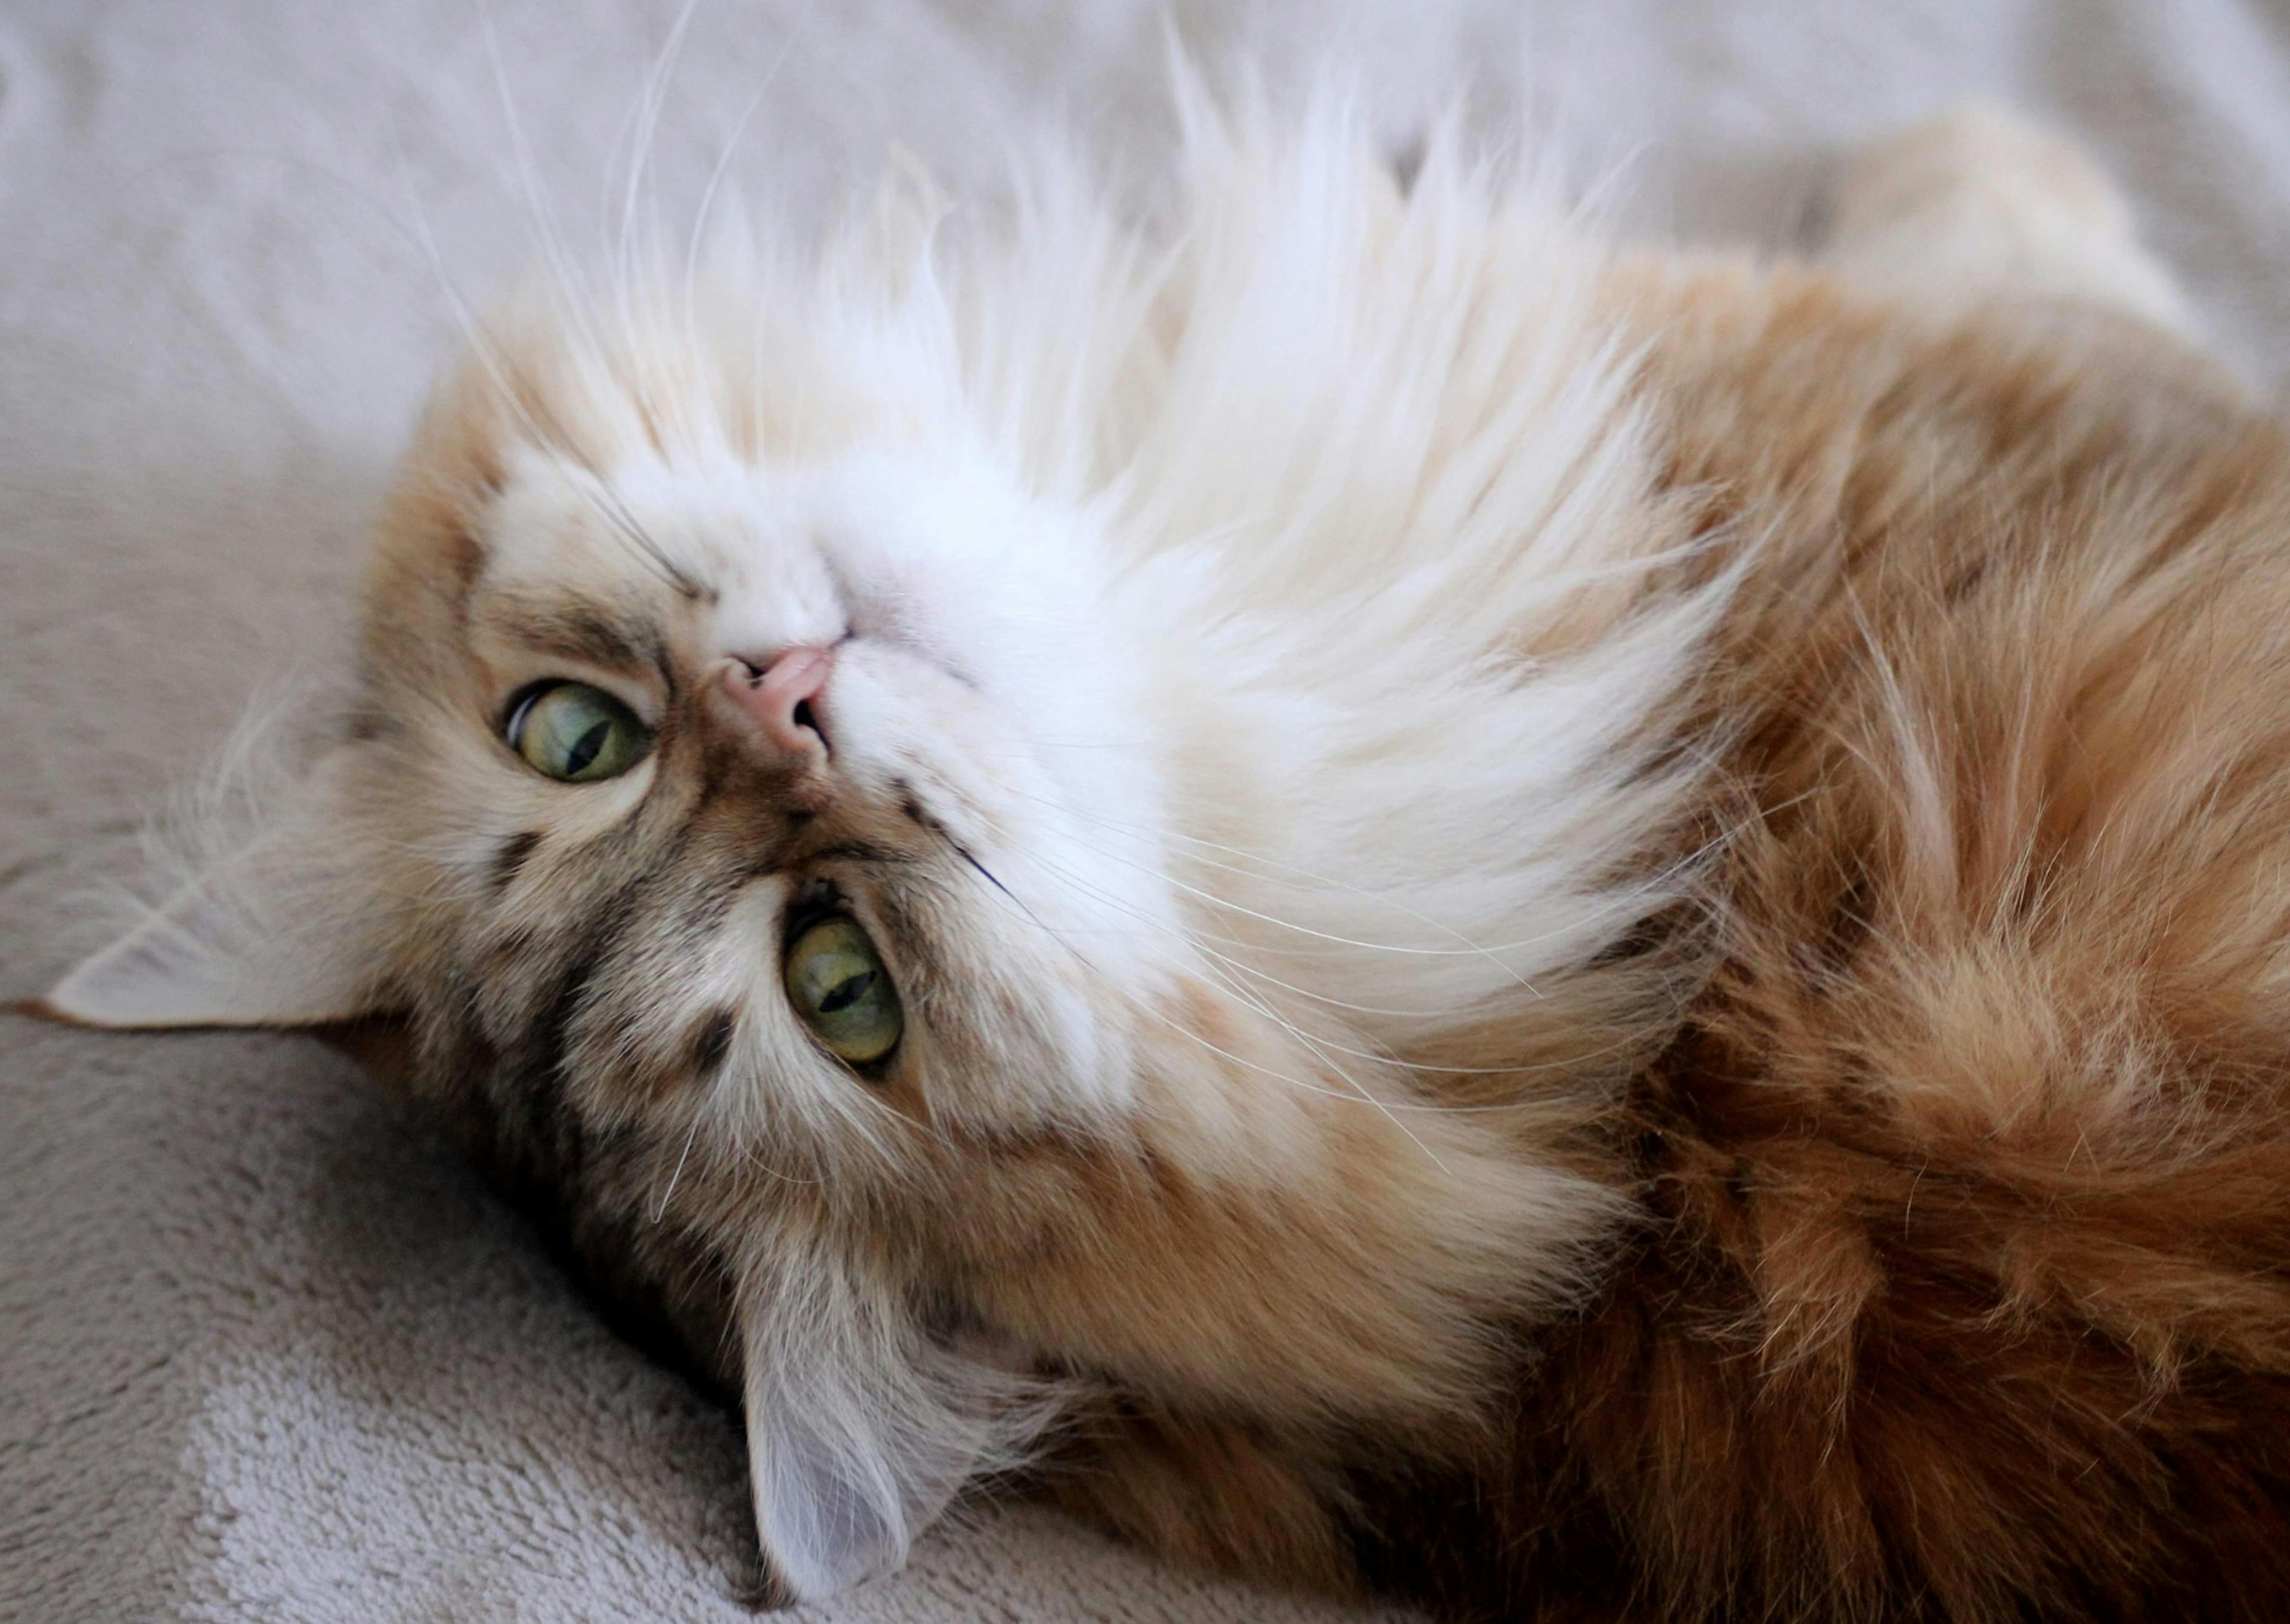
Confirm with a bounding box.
[488,451,764,585]
[363,300,968,662]
[481,455,977,690]
[471,450,844,653]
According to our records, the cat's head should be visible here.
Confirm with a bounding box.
[45,261,1205,1597]
[47,109,1708,1604]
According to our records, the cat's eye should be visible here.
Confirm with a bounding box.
[784,915,903,1067]
[506,683,650,783]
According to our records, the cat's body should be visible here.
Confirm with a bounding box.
[1340,240,2290,1624]
[47,94,2290,1622]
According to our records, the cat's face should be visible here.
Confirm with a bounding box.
[366,353,1175,1173]
[48,300,1199,1601]
[374,314,1224,1596]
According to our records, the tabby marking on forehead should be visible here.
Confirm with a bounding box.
[500,600,675,681]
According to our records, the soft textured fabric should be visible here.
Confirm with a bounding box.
[5,3,2290,1620]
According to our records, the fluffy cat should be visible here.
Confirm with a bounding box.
[45,85,2290,1622]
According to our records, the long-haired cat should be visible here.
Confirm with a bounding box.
[43,83,2290,1622]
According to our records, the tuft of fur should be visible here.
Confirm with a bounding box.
[48,80,2290,1622]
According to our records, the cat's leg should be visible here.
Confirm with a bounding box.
[1822,106,2196,337]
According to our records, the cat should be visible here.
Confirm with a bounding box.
[42,82,2290,1622]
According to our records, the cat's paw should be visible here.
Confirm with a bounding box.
[1824,104,2195,336]
[1836,104,2130,248]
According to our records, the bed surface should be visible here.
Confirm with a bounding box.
[7,2,2290,1619]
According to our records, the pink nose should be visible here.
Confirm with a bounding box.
[722,646,834,758]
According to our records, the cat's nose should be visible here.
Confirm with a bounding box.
[721,647,834,760]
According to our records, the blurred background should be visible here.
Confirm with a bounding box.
[5,2,2290,1620]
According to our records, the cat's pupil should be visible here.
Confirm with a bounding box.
[819,971,874,1014]
[564,720,610,777]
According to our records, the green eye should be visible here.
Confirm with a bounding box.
[784,915,903,1067]
[507,683,649,782]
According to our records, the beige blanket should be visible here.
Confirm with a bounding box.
[7,1,2289,1618]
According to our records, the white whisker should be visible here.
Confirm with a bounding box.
[973,838,1573,1118]
[618,0,707,329]
[651,1112,705,1219]
[1016,841,1656,1087]
[682,40,796,354]
[477,0,601,360]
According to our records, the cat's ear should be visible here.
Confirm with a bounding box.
[42,746,395,1029]
[737,1245,1039,1604]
